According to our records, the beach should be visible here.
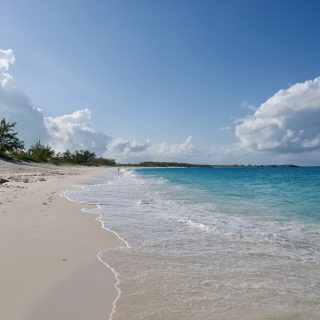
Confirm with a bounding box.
[1,162,319,320]
[0,161,122,320]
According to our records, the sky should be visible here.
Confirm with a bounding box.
[1,0,320,165]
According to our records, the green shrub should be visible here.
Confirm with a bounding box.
[27,141,55,162]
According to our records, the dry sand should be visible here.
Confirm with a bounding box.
[0,160,122,320]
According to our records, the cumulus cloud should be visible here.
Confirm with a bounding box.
[0,49,111,153]
[0,50,48,145]
[0,48,197,162]
[235,77,320,153]
[1,48,319,165]
[44,110,195,162]
[45,109,111,154]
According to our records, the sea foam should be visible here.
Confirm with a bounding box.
[64,167,320,319]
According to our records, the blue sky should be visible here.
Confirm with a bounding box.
[1,0,320,164]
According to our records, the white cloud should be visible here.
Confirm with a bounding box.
[0,49,15,72]
[235,77,320,153]
[0,48,197,162]
[0,49,112,154]
[0,50,48,146]
[0,49,15,88]
[45,109,111,154]
[1,48,320,165]
[106,138,150,155]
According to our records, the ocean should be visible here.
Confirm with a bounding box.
[64,167,320,320]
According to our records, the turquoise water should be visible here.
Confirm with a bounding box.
[65,167,320,320]
[136,167,320,224]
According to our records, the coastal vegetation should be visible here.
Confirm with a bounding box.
[0,118,298,168]
[0,118,116,166]
[53,149,116,166]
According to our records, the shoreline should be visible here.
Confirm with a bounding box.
[0,161,123,320]
[62,187,131,320]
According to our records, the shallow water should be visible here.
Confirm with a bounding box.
[65,167,320,319]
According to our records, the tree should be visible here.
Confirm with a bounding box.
[72,149,96,165]
[92,157,116,166]
[28,141,54,162]
[62,150,72,162]
[0,118,24,155]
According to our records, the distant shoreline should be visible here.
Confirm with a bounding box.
[118,161,301,168]
[0,157,303,169]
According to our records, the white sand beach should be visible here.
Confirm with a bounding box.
[0,161,122,320]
